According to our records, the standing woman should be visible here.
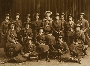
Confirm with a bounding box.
[24,14,31,27]
[60,13,66,41]
[43,11,53,34]
[1,14,11,52]
[77,13,90,46]
[65,14,75,46]
[32,13,43,42]
[52,13,64,40]
[14,13,22,32]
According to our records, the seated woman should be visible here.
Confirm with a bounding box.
[23,22,33,45]
[23,37,38,61]
[45,31,57,59]
[6,22,22,57]
[45,32,56,51]
[57,36,81,63]
[70,24,88,56]
[35,27,49,61]
[70,38,84,57]
[57,36,70,62]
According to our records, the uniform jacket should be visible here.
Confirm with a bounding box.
[15,20,22,31]
[32,20,43,30]
[52,20,62,32]
[57,41,70,54]
[60,19,66,31]
[65,21,75,36]
[45,34,56,45]
[15,20,22,27]
[77,19,89,31]
[1,20,10,35]
[74,30,85,42]
[23,27,33,38]
[7,29,17,43]
[6,29,22,51]
[36,33,45,45]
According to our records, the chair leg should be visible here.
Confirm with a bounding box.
[58,55,61,62]
[36,56,38,62]
[46,51,50,62]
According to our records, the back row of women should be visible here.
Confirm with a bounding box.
[1,11,90,64]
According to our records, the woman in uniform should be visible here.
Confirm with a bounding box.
[32,13,43,42]
[23,22,33,51]
[1,14,11,52]
[57,36,70,62]
[52,13,64,40]
[65,14,75,46]
[6,22,22,57]
[14,13,22,32]
[70,24,87,57]
[57,36,81,63]
[35,27,50,61]
[43,11,53,34]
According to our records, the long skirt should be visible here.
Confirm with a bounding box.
[6,41,22,51]
[14,53,27,62]
[70,43,84,56]
[61,51,71,59]
[37,44,49,53]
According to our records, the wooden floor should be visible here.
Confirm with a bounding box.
[0,48,90,66]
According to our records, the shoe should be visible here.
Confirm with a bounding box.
[77,59,81,64]
[1,62,5,64]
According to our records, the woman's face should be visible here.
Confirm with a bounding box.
[6,16,9,20]
[26,24,30,28]
[61,15,64,20]
[27,17,30,21]
[56,16,59,20]
[16,15,19,19]
[80,15,84,20]
[69,17,72,21]
[58,38,63,42]
[36,16,39,20]
[11,24,15,29]
[39,29,43,33]
[76,27,80,31]
[46,13,51,17]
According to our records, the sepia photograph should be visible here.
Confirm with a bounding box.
[0,0,90,66]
